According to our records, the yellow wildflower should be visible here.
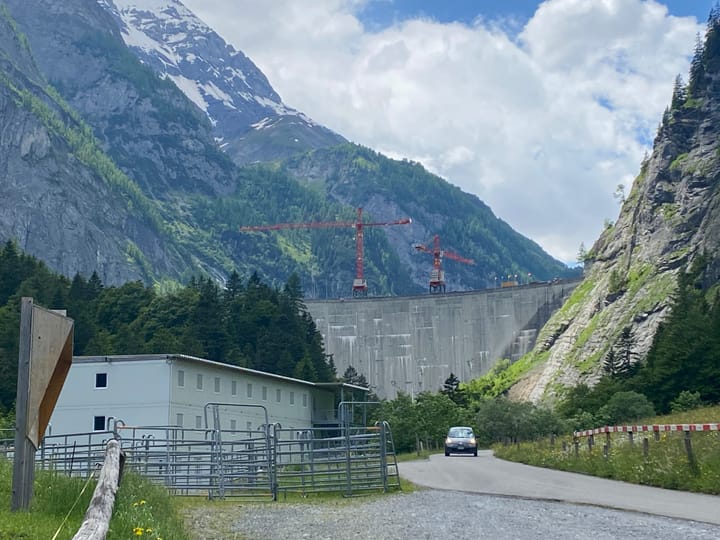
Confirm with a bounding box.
[133,527,144,536]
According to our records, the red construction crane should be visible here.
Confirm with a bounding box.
[413,234,474,293]
[239,207,411,297]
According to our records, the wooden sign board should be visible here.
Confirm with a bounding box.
[12,298,74,511]
[26,304,74,448]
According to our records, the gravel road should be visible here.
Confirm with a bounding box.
[182,489,720,540]
[182,451,720,539]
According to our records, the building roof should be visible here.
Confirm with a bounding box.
[73,353,369,393]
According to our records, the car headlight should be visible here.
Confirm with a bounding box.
[470,438,477,445]
[445,437,453,444]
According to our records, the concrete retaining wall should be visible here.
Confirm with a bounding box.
[306,280,579,399]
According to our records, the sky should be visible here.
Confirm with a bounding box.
[180,0,715,264]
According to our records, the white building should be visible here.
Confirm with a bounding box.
[48,354,367,437]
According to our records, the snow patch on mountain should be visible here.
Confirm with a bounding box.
[99,0,301,124]
[98,0,345,163]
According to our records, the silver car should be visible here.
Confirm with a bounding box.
[444,426,477,456]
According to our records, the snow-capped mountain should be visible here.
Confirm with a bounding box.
[99,0,345,164]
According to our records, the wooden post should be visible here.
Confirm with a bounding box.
[628,431,634,446]
[642,438,649,460]
[574,441,579,457]
[11,298,34,512]
[684,430,698,474]
[72,439,124,540]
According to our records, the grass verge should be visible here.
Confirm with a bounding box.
[0,459,188,539]
[493,406,720,494]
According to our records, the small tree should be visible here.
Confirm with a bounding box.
[602,347,622,376]
[441,372,466,406]
[670,390,704,413]
[613,184,626,204]
[670,74,687,110]
[597,391,654,425]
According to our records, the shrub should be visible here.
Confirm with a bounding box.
[597,391,655,425]
[670,390,705,413]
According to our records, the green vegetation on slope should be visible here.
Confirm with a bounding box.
[0,241,336,412]
[282,143,578,289]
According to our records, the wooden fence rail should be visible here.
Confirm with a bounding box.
[571,423,718,472]
[72,439,124,540]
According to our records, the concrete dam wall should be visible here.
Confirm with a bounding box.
[306,280,580,399]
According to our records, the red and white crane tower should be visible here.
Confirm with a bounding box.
[413,234,474,293]
[239,207,411,297]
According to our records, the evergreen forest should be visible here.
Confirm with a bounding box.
[0,240,335,413]
[0,238,718,450]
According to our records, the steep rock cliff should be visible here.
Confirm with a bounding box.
[510,19,720,403]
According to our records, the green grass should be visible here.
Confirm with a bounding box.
[0,459,189,539]
[494,405,720,494]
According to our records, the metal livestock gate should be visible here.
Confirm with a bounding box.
[2,404,401,500]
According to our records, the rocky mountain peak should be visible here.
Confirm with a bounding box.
[99,0,346,163]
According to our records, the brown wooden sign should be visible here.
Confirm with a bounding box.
[26,304,74,448]
[12,297,74,511]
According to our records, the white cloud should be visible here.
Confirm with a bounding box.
[182,0,701,262]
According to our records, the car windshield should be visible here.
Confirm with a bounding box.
[448,427,473,438]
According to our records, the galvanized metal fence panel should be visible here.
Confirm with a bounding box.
[5,408,401,501]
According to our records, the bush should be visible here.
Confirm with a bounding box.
[670,390,704,413]
[597,391,654,425]
[475,397,567,445]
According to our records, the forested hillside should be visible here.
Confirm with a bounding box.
[0,0,573,298]
[280,144,575,292]
[0,241,335,413]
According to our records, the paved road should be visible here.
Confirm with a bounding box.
[399,451,720,525]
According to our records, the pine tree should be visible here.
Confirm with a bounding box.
[688,33,705,97]
[615,326,637,376]
[670,74,687,110]
[603,347,620,376]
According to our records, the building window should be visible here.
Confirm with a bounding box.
[231,380,237,396]
[177,369,185,387]
[195,415,202,429]
[93,415,106,431]
[289,391,295,405]
[247,383,253,398]
[246,421,252,431]
[262,386,268,401]
[214,377,221,393]
[176,413,184,427]
[196,373,203,390]
[230,419,237,430]
[302,393,308,407]
[276,389,281,403]
[95,373,107,389]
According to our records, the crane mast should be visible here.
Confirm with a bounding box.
[414,234,474,293]
[239,207,411,297]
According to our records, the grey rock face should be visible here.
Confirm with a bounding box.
[512,70,720,403]
[5,0,236,199]
[0,86,176,284]
[99,0,345,165]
